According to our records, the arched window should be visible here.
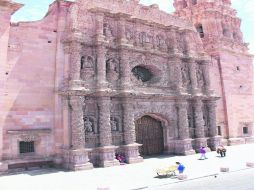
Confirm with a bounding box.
[196,24,204,38]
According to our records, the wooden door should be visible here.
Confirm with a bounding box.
[135,116,164,155]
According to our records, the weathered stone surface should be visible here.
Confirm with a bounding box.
[0,0,253,171]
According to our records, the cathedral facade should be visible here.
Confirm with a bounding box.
[0,0,253,171]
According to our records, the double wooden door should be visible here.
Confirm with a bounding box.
[135,116,164,155]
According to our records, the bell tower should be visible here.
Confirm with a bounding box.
[173,0,254,145]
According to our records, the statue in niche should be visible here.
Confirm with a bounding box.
[181,64,189,88]
[110,117,118,131]
[84,117,93,133]
[106,58,119,81]
[156,35,167,51]
[139,32,146,46]
[103,23,113,39]
[197,66,204,88]
[80,56,95,80]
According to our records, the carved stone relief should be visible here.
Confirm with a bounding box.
[196,64,204,89]
[106,58,120,82]
[80,55,95,81]
[84,116,96,134]
[181,62,191,89]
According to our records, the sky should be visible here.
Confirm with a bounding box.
[11,0,254,54]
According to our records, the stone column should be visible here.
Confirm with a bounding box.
[98,97,112,147]
[193,99,208,151]
[202,60,213,95]
[64,96,93,171]
[122,98,143,163]
[95,13,104,42]
[96,45,107,87]
[97,97,119,167]
[175,100,195,155]
[69,41,82,88]
[120,49,131,89]
[188,59,199,95]
[171,57,184,94]
[207,100,221,150]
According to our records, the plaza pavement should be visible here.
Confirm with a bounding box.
[0,144,253,190]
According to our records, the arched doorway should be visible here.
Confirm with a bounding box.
[135,116,164,155]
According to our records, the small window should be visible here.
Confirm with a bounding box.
[236,66,240,71]
[19,141,35,154]
[196,24,204,38]
[217,126,222,136]
[243,127,248,135]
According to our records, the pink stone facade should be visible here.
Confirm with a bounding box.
[0,0,253,172]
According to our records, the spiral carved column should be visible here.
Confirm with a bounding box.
[193,99,208,151]
[97,97,119,167]
[121,98,143,164]
[207,100,221,150]
[189,59,199,94]
[175,100,195,155]
[64,96,93,171]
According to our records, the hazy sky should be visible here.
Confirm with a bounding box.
[11,0,254,54]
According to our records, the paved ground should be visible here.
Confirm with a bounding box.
[154,168,254,190]
[0,144,254,190]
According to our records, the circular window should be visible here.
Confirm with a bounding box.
[132,66,153,82]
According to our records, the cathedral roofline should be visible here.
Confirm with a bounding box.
[0,0,23,15]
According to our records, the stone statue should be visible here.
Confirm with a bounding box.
[181,64,189,87]
[81,56,95,80]
[197,66,204,88]
[110,118,118,131]
[103,23,113,38]
[106,58,119,81]
[84,117,93,133]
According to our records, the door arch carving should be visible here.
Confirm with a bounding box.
[135,115,164,155]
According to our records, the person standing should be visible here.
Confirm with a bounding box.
[217,145,226,157]
[176,162,185,174]
[199,147,208,160]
